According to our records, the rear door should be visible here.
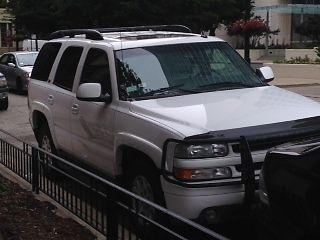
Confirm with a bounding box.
[50,45,84,153]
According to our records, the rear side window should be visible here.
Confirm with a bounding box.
[54,46,83,91]
[31,42,61,81]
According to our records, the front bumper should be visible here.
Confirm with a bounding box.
[161,175,259,221]
[161,116,320,221]
[161,175,245,219]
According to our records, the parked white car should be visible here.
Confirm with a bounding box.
[28,25,320,224]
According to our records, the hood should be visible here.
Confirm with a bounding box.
[20,66,33,73]
[130,86,320,137]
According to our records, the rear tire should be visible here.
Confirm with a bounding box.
[37,123,58,178]
[0,97,8,110]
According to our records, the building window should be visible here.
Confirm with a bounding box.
[0,23,13,47]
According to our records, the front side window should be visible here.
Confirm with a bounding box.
[80,48,111,95]
[116,42,264,100]
[7,54,16,65]
[0,54,8,65]
[54,46,83,91]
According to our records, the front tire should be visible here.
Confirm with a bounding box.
[0,97,8,110]
[16,78,23,94]
[124,156,166,237]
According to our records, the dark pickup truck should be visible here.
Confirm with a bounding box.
[260,138,320,239]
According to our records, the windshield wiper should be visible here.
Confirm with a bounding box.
[197,82,257,91]
[141,84,198,97]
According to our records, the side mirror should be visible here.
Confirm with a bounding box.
[76,83,111,102]
[256,66,274,83]
[8,62,16,68]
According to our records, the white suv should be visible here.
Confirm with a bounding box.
[28,25,320,223]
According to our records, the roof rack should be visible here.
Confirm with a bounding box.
[48,25,192,40]
[49,29,104,40]
[97,25,192,34]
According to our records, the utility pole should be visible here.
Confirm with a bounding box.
[265,9,270,57]
[244,0,252,64]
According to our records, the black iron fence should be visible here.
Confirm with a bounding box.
[0,129,227,240]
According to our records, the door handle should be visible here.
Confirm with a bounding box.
[71,104,79,115]
[48,95,54,105]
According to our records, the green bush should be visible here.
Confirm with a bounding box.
[274,55,320,64]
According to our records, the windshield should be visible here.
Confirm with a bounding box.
[116,42,265,100]
[16,53,38,67]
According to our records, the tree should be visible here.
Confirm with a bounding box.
[7,0,248,39]
[228,14,279,63]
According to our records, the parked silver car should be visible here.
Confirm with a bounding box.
[0,51,38,93]
[0,72,8,110]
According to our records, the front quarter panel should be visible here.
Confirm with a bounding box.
[114,102,185,175]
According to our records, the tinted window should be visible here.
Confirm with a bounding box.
[54,46,83,91]
[0,54,8,64]
[7,54,16,65]
[32,42,62,81]
[80,48,111,95]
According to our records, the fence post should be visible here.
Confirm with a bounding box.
[31,147,39,194]
[106,186,118,240]
[240,136,255,208]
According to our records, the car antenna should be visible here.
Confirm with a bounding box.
[201,30,210,38]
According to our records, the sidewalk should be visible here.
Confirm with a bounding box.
[271,77,320,87]
[263,63,320,87]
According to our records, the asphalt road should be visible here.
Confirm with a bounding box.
[0,92,36,146]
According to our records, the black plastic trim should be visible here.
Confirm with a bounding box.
[49,29,104,40]
[0,87,9,93]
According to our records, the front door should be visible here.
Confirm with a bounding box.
[70,47,116,176]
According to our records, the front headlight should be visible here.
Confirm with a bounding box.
[24,72,31,80]
[0,76,7,87]
[174,143,228,158]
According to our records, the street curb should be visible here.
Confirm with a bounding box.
[275,83,320,88]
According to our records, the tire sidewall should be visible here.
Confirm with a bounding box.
[0,97,8,110]
[126,162,165,208]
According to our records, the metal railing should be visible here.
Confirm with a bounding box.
[0,129,227,240]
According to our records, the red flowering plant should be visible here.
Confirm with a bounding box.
[228,16,276,47]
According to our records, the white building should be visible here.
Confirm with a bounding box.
[216,0,320,48]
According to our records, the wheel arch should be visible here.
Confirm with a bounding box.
[31,107,58,148]
[115,133,162,176]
